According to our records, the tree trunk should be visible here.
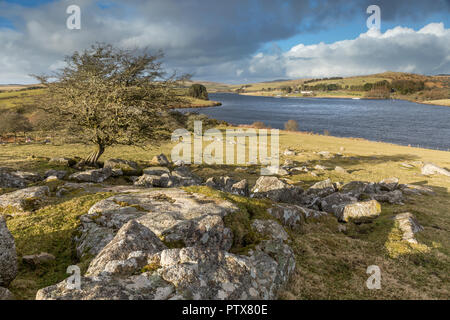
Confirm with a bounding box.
[84,144,105,166]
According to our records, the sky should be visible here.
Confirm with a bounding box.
[0,0,449,84]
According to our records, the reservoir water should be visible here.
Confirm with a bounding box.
[180,93,450,151]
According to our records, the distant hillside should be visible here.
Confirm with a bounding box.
[203,72,449,107]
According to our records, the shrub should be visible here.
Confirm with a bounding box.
[252,121,269,129]
[188,84,209,100]
[284,120,299,132]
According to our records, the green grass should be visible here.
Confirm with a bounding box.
[4,192,112,300]
[0,89,45,111]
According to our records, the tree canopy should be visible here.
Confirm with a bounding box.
[34,43,188,165]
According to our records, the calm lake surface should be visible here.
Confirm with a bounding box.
[181,93,450,151]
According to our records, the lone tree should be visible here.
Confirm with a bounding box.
[188,84,208,100]
[0,111,32,141]
[34,43,187,165]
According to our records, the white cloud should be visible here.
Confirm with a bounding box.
[249,22,450,79]
[0,0,448,84]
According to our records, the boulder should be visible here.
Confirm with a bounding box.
[399,184,435,196]
[305,179,335,198]
[267,203,327,229]
[170,167,202,187]
[0,186,50,211]
[318,151,333,159]
[22,252,55,268]
[314,165,327,171]
[283,159,294,167]
[44,169,67,179]
[86,220,167,276]
[134,174,172,188]
[49,157,76,167]
[251,176,303,203]
[394,212,423,244]
[152,154,170,166]
[0,287,14,300]
[231,179,249,197]
[336,200,381,223]
[379,177,399,191]
[421,163,450,177]
[0,216,18,287]
[69,168,112,183]
[334,166,348,174]
[369,190,404,205]
[283,149,296,156]
[320,192,357,216]
[251,219,288,241]
[143,167,170,176]
[12,171,42,183]
[340,181,370,197]
[291,166,308,173]
[104,159,140,176]
[205,176,249,197]
[0,168,28,189]
[267,204,304,229]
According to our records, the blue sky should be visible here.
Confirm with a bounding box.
[0,0,449,83]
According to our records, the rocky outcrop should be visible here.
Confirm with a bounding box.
[37,189,295,300]
[394,212,423,244]
[421,163,450,177]
[104,159,140,176]
[69,168,112,183]
[251,176,303,203]
[0,186,50,211]
[37,240,295,300]
[75,189,237,258]
[0,216,18,288]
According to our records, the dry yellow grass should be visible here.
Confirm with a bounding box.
[420,99,450,107]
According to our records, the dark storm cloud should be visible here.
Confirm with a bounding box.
[0,0,448,83]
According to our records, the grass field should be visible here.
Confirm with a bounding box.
[0,89,45,111]
[1,128,449,299]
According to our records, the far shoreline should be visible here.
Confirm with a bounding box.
[233,91,450,107]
